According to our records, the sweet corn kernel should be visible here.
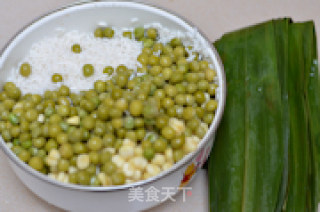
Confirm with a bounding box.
[119,145,135,160]
[49,149,61,160]
[122,162,134,178]
[57,172,69,183]
[184,136,200,154]
[132,170,142,181]
[77,154,90,170]
[165,148,174,162]
[37,114,45,123]
[112,155,125,168]
[143,172,152,180]
[169,118,185,135]
[130,156,148,170]
[105,147,116,154]
[162,162,173,171]
[48,173,57,180]
[152,154,166,166]
[66,116,80,125]
[146,164,161,177]
[134,146,143,156]
[98,173,111,186]
[6,142,13,149]
[68,166,77,174]
[125,179,134,184]
[122,139,135,147]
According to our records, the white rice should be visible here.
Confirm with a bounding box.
[7,24,216,95]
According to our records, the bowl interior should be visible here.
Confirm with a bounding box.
[0,1,225,190]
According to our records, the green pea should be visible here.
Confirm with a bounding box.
[82,116,95,130]
[203,113,214,125]
[173,149,184,162]
[57,105,70,117]
[103,27,114,38]
[161,126,175,140]
[195,91,206,104]
[103,66,114,75]
[33,137,45,148]
[58,159,70,172]
[19,63,32,77]
[198,80,209,91]
[90,176,101,186]
[94,28,104,38]
[136,128,146,141]
[68,128,83,143]
[9,113,19,125]
[153,138,167,153]
[206,100,218,112]
[77,170,90,185]
[87,136,103,151]
[45,139,58,152]
[170,37,182,47]
[134,27,144,40]
[171,136,185,149]
[51,73,63,83]
[137,53,148,65]
[208,84,217,96]
[122,31,132,39]
[147,28,158,40]
[143,38,154,48]
[89,151,100,165]
[124,116,134,130]
[183,107,196,120]
[82,64,94,77]
[143,147,155,161]
[102,134,115,147]
[94,80,106,93]
[21,140,32,149]
[59,143,73,159]
[129,100,143,116]
[71,44,82,53]
[73,142,88,154]
[100,149,112,164]
[12,146,23,155]
[18,149,31,162]
[102,161,117,175]
[156,116,168,129]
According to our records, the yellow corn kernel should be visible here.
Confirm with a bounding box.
[119,145,135,160]
[68,166,77,174]
[165,148,174,162]
[146,164,161,177]
[134,146,143,157]
[37,114,45,123]
[112,155,125,168]
[169,118,185,135]
[66,116,80,125]
[122,138,136,147]
[184,136,200,154]
[98,173,112,186]
[162,162,173,171]
[152,154,166,166]
[130,156,148,170]
[76,154,90,170]
[132,170,142,181]
[105,147,116,154]
[122,162,135,178]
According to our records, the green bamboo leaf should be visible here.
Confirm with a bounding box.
[209,20,286,212]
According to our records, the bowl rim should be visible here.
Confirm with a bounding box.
[0,0,226,192]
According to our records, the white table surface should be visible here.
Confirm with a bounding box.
[0,0,319,211]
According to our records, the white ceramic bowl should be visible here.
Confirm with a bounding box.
[0,1,226,211]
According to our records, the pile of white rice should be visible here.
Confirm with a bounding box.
[7,24,213,95]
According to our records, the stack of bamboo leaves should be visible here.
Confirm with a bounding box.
[208,18,320,211]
